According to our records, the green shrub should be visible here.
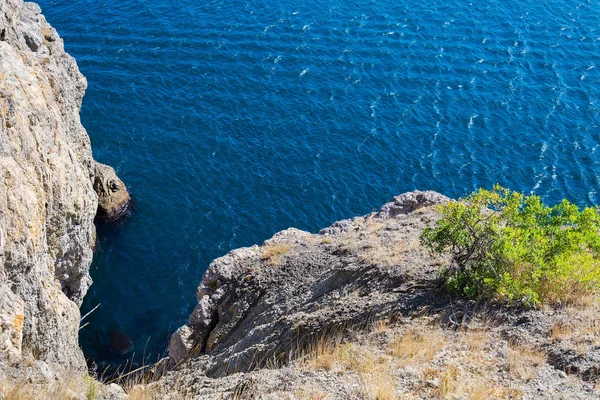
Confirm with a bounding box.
[420,185,600,306]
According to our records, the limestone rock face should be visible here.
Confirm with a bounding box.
[0,0,127,374]
[0,286,24,363]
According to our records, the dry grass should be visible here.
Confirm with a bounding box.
[374,315,537,398]
[126,385,156,400]
[3,305,568,400]
[544,301,600,356]
[129,311,562,399]
[299,391,328,400]
[362,368,397,400]
[337,218,413,267]
[423,364,517,400]
[295,317,530,399]
[123,374,194,400]
[359,241,408,267]
[536,279,598,307]
[319,236,333,245]
[550,320,574,341]
[115,303,593,400]
[387,328,444,366]
[300,334,399,400]
[126,385,178,400]
[303,336,341,372]
[0,373,99,400]
[371,318,392,334]
[431,365,459,398]
[565,293,599,309]
[507,344,546,381]
[262,243,292,265]
[464,328,490,352]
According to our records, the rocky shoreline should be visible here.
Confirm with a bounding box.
[166,191,451,374]
[139,191,599,399]
[1,2,600,399]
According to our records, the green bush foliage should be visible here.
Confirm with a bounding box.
[420,185,600,306]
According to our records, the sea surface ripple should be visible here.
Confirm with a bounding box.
[37,0,600,367]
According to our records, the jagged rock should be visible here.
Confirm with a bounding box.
[376,190,451,219]
[169,325,196,364]
[548,345,600,382]
[0,0,127,376]
[168,191,451,375]
[93,161,131,221]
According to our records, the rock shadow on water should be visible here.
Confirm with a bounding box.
[86,327,135,377]
[108,329,134,358]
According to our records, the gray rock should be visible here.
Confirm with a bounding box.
[98,383,128,400]
[168,325,196,365]
[548,345,600,381]
[376,190,451,219]
[0,0,127,377]
[153,190,600,399]
[167,191,449,376]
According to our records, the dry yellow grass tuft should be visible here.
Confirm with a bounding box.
[371,318,392,335]
[300,333,399,400]
[304,336,341,372]
[307,392,329,400]
[359,241,408,267]
[262,243,292,265]
[124,375,193,400]
[464,328,490,352]
[387,328,444,366]
[422,363,517,400]
[434,364,459,398]
[291,388,331,400]
[362,368,397,400]
[319,236,334,245]
[126,385,155,400]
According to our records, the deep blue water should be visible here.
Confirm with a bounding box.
[37,0,600,368]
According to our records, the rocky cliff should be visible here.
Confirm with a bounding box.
[1,2,600,399]
[0,0,129,381]
[132,191,599,399]
[167,191,451,375]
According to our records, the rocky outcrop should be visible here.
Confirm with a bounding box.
[93,161,131,221]
[167,191,451,374]
[0,0,128,378]
[155,191,600,399]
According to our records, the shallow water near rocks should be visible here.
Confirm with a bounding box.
[37,0,600,369]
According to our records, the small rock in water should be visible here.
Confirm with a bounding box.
[93,161,132,222]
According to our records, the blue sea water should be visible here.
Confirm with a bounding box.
[37,0,600,368]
